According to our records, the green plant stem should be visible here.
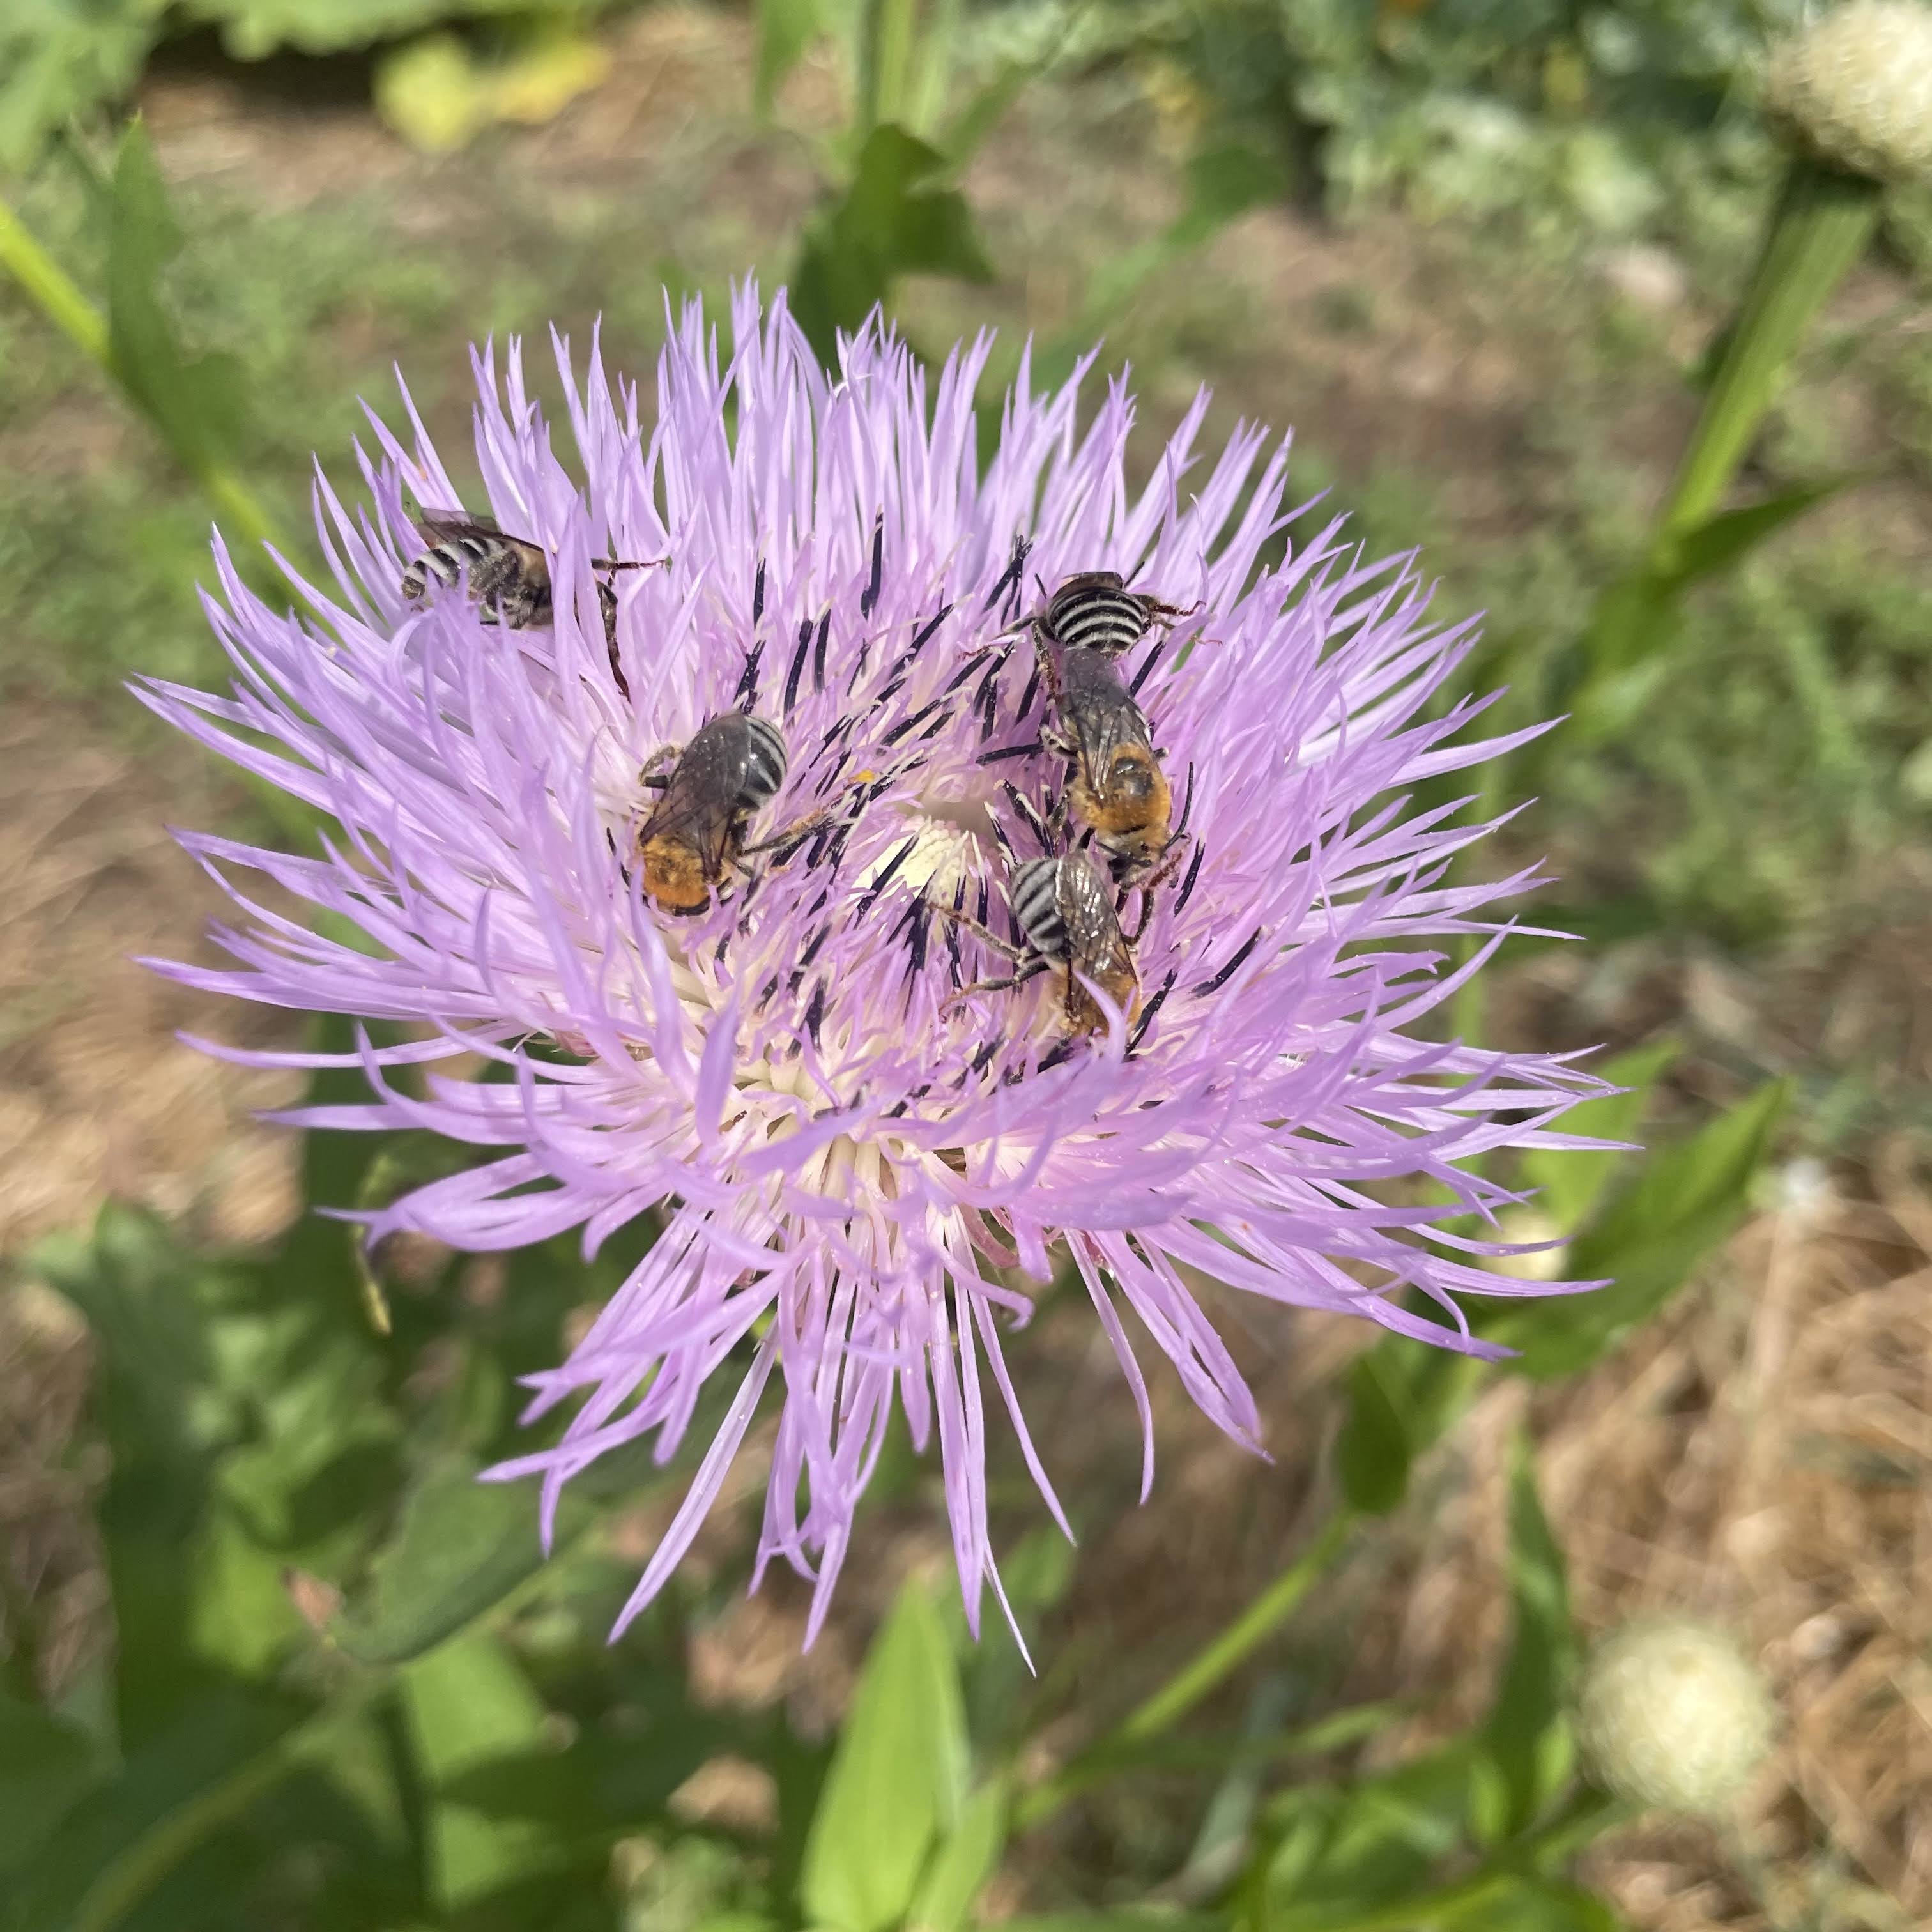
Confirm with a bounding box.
[0,194,110,363]
[1016,1509,1354,1828]
[1653,154,1881,553]
[0,194,284,557]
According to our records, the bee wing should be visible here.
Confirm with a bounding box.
[414,511,500,542]
[640,727,744,878]
[1059,856,1128,972]
[415,514,547,572]
[1069,675,1153,777]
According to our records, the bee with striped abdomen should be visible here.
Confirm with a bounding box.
[401,512,661,699]
[1026,569,1194,659]
[634,712,818,913]
[1036,625,1181,884]
[939,851,1141,1038]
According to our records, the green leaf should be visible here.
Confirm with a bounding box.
[106,119,249,478]
[401,1631,561,1911]
[791,123,995,366]
[0,1691,105,1876]
[2,1681,314,1932]
[1334,1351,1411,1515]
[1517,1039,1677,1234]
[1254,1745,1476,1927]
[1170,142,1288,250]
[1480,1437,1575,1841]
[1657,477,1858,587]
[909,1778,1008,1932]
[1491,1077,1791,1378]
[801,1579,969,1932]
[1470,1876,1629,1930]
[958,1525,1077,1749]
[330,1454,542,1666]
[1335,1342,1485,1517]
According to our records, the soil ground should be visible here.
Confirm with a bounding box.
[2,8,1929,1928]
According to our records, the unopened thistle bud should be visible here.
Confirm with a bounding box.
[1765,3,1932,187]
[1577,1617,1775,1814]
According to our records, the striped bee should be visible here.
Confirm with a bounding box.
[1027,569,1193,659]
[1039,641,1176,882]
[634,712,816,913]
[401,512,661,699]
[940,852,1141,1037]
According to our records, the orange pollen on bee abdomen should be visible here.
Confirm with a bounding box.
[640,837,712,912]
[1077,756,1169,834]
[1061,964,1142,1036]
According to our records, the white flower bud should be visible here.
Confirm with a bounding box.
[1765,3,1932,185]
[1577,1617,1775,1814]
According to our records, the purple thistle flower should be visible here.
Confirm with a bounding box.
[141,288,1606,1646]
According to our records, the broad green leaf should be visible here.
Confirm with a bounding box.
[1492,1077,1791,1378]
[791,123,995,366]
[106,120,249,478]
[1517,1039,1678,1234]
[1170,142,1288,250]
[1573,572,1680,683]
[401,1631,558,1910]
[909,1778,1009,1932]
[0,1690,105,1876]
[444,1657,733,1830]
[801,1580,969,1932]
[1479,1437,1575,1841]
[1334,1342,1484,1517]
[1334,1350,1410,1515]
[185,1506,310,1678]
[331,1454,542,1666]
[32,1206,224,1744]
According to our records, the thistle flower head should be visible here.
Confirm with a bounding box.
[143,289,1605,1643]
[1766,2,1932,185]
[1577,1616,1777,1814]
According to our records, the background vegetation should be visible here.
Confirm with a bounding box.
[3,3,1931,1929]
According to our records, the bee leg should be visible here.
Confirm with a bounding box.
[595,555,673,574]
[1039,726,1076,762]
[944,955,1048,1015]
[737,808,829,861]
[1149,596,1204,628]
[928,901,1025,963]
[639,744,680,788]
[1124,836,1192,943]
[1031,632,1067,707]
